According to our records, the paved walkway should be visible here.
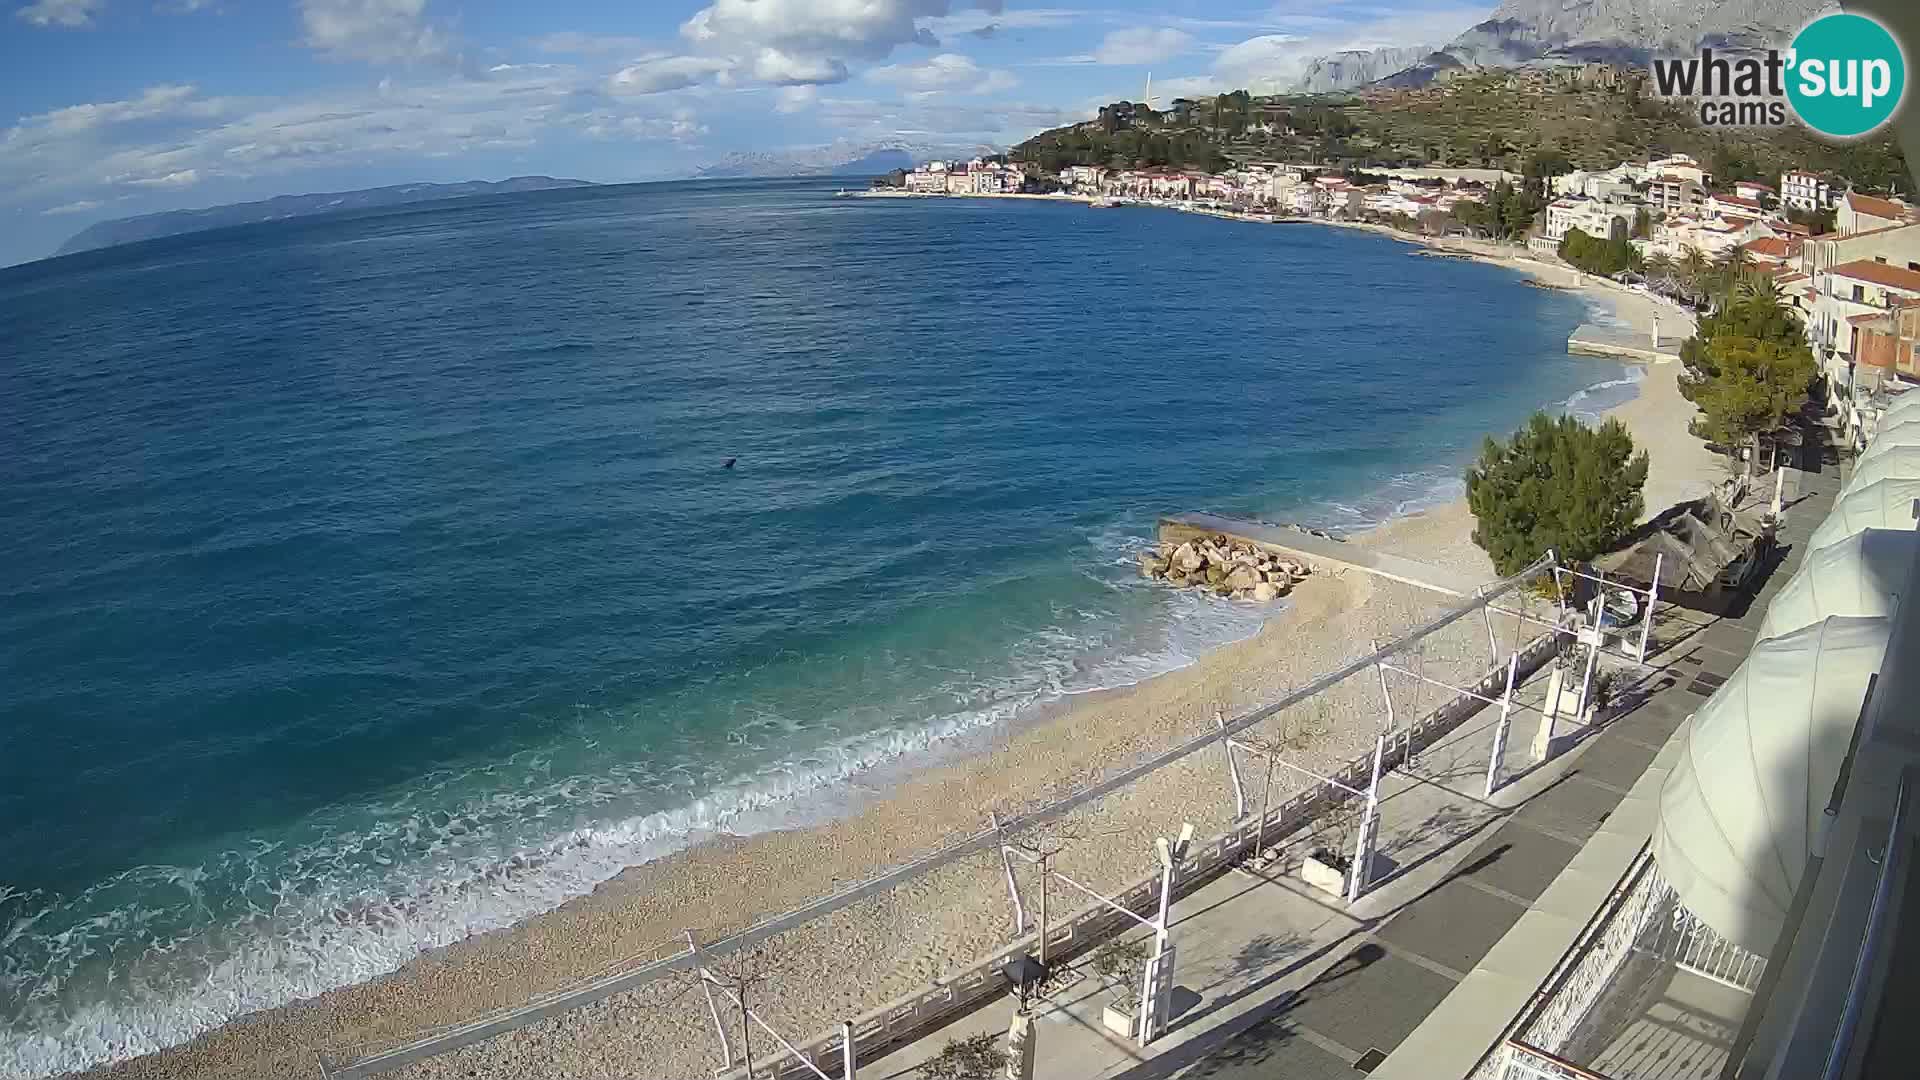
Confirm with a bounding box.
[857,452,1841,1080]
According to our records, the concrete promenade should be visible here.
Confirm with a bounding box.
[856,454,1840,1080]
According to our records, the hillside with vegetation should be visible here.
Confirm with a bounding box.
[1011,75,1908,193]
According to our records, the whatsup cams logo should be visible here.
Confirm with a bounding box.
[1650,12,1907,139]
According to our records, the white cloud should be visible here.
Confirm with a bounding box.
[746,46,848,85]
[1090,27,1193,65]
[34,84,218,134]
[773,85,819,113]
[1209,6,1483,90]
[1,68,685,207]
[866,53,1016,95]
[813,95,1081,146]
[533,31,657,56]
[679,0,1004,87]
[1145,75,1227,101]
[41,198,102,215]
[299,0,453,64]
[159,0,216,12]
[1213,34,1312,90]
[581,110,708,143]
[609,54,733,94]
[15,0,100,27]
[123,168,201,188]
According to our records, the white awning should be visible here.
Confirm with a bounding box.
[1844,446,1920,496]
[1880,393,1920,427]
[1859,417,1920,463]
[1808,478,1920,554]
[1654,616,1889,952]
[1757,530,1915,640]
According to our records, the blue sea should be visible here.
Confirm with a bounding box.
[0,179,1636,1076]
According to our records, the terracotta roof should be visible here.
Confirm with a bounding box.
[1846,191,1915,222]
[1742,237,1795,258]
[1737,182,1776,192]
[1829,259,1920,293]
[1850,313,1888,327]
[1714,194,1766,211]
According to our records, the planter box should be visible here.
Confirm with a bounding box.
[1102,1003,1137,1037]
[1300,851,1349,898]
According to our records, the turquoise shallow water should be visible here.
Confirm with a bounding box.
[0,178,1634,1076]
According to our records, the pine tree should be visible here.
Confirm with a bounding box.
[1684,332,1817,476]
[1466,412,1650,576]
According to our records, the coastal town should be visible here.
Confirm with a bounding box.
[874,150,1920,454]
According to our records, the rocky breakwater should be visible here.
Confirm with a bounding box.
[1138,534,1311,602]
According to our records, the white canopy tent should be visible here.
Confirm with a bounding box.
[1653,616,1890,952]
[1807,478,1920,554]
[1857,417,1920,464]
[1843,446,1920,497]
[1756,530,1915,640]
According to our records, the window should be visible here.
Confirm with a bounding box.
[1854,284,1867,302]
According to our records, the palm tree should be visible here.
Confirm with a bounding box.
[1736,271,1783,306]
[1644,252,1677,297]
[1680,248,1711,307]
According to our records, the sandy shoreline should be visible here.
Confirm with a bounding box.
[64,218,1723,1080]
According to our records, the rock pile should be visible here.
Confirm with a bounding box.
[1138,534,1311,602]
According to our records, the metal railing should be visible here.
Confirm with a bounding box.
[1500,1040,1616,1080]
[723,628,1571,1080]
[1469,848,1667,1080]
[318,552,1564,1079]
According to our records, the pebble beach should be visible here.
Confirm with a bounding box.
[63,234,1729,1080]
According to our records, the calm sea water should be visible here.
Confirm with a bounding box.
[0,178,1634,1076]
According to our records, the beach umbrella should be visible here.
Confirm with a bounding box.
[1859,416,1920,464]
[1807,478,1920,554]
[1843,446,1920,496]
[1756,529,1915,640]
[1654,616,1890,952]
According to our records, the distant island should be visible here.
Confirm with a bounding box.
[54,176,596,257]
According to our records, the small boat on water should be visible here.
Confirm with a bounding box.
[1090,197,1120,209]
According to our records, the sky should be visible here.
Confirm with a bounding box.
[0,0,1493,266]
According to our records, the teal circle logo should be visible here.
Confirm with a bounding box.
[1785,13,1906,139]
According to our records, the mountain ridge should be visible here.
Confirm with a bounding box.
[54,176,595,257]
[1284,0,1833,92]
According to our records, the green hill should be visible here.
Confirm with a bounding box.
[1013,76,1908,193]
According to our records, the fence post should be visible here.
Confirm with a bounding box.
[990,812,1025,937]
[1637,553,1663,662]
[1348,733,1386,903]
[1485,654,1520,798]
[688,932,734,1070]
[1216,710,1246,819]
[840,1021,855,1080]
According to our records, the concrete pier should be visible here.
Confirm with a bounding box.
[1159,512,1485,598]
[1568,323,1681,363]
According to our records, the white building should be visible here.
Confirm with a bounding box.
[1545,197,1638,243]
[1837,191,1919,235]
[1780,169,1835,211]
[1648,153,1710,186]
[1797,222,1920,394]
[1647,174,1706,214]
[1060,165,1106,191]
[903,161,949,192]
